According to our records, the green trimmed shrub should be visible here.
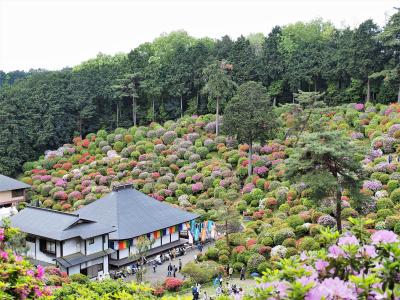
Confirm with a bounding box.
[247,253,266,273]
[390,188,400,203]
[385,215,400,230]
[273,228,295,245]
[286,215,304,228]
[377,209,394,220]
[297,237,319,251]
[341,208,358,219]
[377,198,394,210]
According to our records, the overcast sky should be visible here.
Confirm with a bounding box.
[0,0,397,72]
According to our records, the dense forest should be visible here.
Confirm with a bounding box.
[1,11,399,176]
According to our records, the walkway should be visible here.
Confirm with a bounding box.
[125,242,213,284]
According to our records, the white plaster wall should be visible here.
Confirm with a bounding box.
[171,232,179,242]
[119,248,129,259]
[63,238,81,256]
[26,241,35,258]
[110,251,118,260]
[152,237,161,248]
[86,236,103,255]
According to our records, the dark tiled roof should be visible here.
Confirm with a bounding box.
[0,174,30,192]
[55,249,114,268]
[10,207,115,241]
[76,188,198,240]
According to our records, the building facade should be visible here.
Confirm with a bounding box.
[10,184,198,275]
[10,207,114,278]
[0,174,30,208]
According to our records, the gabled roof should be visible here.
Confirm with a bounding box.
[10,207,115,241]
[76,187,198,240]
[0,174,30,192]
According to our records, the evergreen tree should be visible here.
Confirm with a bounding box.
[285,131,365,232]
[223,81,277,177]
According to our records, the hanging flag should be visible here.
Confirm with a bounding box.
[153,231,159,239]
[114,241,119,250]
[163,228,167,236]
[175,225,179,232]
[201,227,206,242]
[119,241,125,250]
[178,223,183,231]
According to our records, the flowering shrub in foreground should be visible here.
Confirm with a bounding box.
[246,227,400,300]
[0,225,51,299]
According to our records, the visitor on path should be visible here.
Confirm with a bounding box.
[228,266,233,279]
[173,265,177,277]
[172,248,176,260]
[240,266,246,280]
[202,291,208,300]
[196,283,201,294]
[194,254,198,263]
[152,261,157,273]
[178,258,182,272]
[192,285,199,300]
[218,274,223,286]
[167,263,173,277]
[216,286,222,297]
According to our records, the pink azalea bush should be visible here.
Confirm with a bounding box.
[247,228,400,300]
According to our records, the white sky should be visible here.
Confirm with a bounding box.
[0,0,398,72]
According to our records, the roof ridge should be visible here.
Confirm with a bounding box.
[26,205,79,217]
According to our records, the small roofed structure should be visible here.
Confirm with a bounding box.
[76,183,198,267]
[0,174,31,219]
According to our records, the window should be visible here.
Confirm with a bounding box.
[82,263,103,278]
[88,238,94,245]
[11,189,24,198]
[39,239,56,254]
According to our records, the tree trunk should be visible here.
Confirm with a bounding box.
[152,98,155,122]
[180,94,183,118]
[116,102,119,128]
[273,96,276,107]
[336,185,342,233]
[216,97,220,136]
[196,90,199,114]
[247,142,253,177]
[132,96,137,127]
[225,219,229,248]
[78,116,82,137]
[366,78,370,103]
[398,83,400,103]
[314,80,317,92]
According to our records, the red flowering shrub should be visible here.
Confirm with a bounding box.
[258,245,271,256]
[163,277,184,291]
[253,210,264,220]
[233,245,246,254]
[153,286,165,297]
[246,238,257,249]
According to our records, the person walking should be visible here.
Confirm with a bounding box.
[192,285,199,300]
[218,274,223,287]
[152,261,157,273]
[167,263,172,277]
[178,258,182,272]
[240,266,246,280]
[228,266,233,279]
[202,291,208,300]
[173,265,177,277]
[216,286,222,297]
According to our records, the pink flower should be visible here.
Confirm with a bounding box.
[306,277,357,300]
[0,251,9,261]
[338,235,359,246]
[359,245,377,258]
[328,245,346,259]
[371,230,398,244]
[0,228,4,241]
[15,255,23,262]
[36,265,45,279]
[26,269,35,276]
[354,103,364,111]
[315,259,329,273]
[300,251,308,261]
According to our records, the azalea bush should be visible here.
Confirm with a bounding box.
[0,225,51,299]
[247,227,400,300]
